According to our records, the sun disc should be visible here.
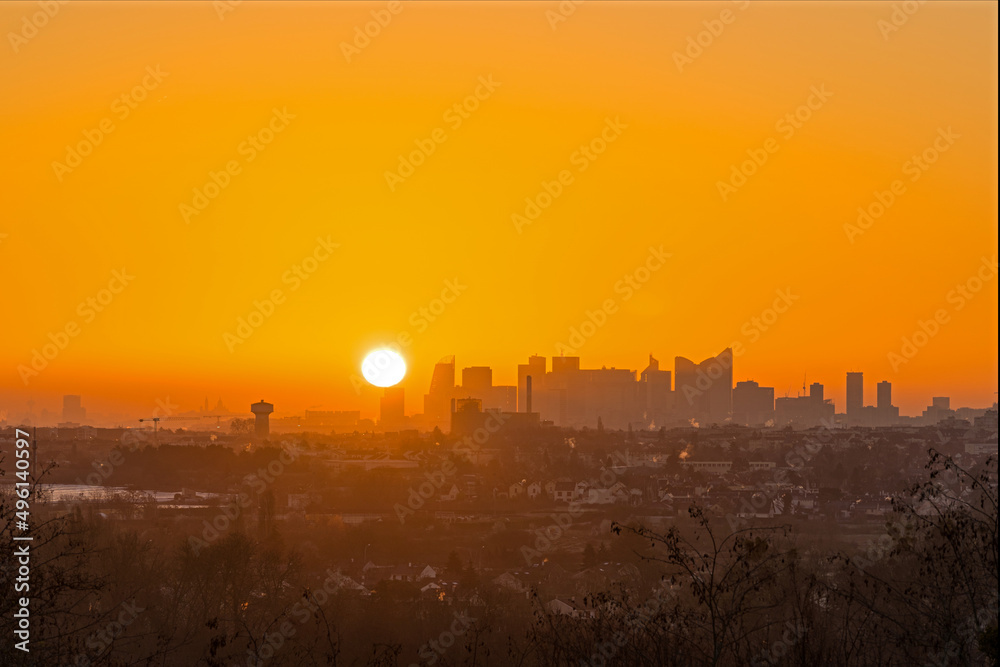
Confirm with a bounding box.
[361,349,407,387]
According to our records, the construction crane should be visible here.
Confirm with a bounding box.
[138,417,161,445]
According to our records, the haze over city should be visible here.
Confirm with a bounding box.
[0,2,997,667]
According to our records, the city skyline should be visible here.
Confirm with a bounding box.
[10,349,996,429]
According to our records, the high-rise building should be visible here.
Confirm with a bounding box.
[462,366,492,393]
[62,395,86,423]
[527,357,642,429]
[733,380,774,426]
[846,372,863,424]
[875,380,899,426]
[877,381,891,409]
[640,355,673,427]
[485,386,517,413]
[423,355,456,430]
[551,356,580,374]
[380,386,405,430]
[457,365,516,412]
[933,397,950,410]
[517,355,546,413]
[250,400,273,440]
[674,348,733,425]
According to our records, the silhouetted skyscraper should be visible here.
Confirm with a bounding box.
[810,383,824,403]
[380,386,405,430]
[877,381,891,409]
[551,356,580,374]
[640,355,673,427]
[875,380,899,426]
[733,380,774,426]
[62,395,86,423]
[675,348,733,425]
[517,355,546,413]
[423,355,455,430]
[458,365,515,412]
[846,372,863,424]
[528,356,641,429]
[462,366,492,393]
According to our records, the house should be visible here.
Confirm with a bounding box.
[420,581,443,596]
[509,482,525,499]
[547,597,597,619]
[584,488,615,504]
[388,563,437,582]
[492,572,531,597]
[553,481,576,502]
[324,571,368,595]
[608,481,628,495]
[527,481,542,499]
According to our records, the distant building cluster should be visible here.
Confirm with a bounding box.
[6,355,993,437]
[60,394,86,426]
[366,350,990,434]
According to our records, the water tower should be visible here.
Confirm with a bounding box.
[250,400,273,441]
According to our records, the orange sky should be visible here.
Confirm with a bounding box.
[1,1,997,423]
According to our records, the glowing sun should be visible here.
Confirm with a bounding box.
[361,349,407,387]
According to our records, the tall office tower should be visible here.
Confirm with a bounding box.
[674,348,733,425]
[250,400,274,440]
[458,365,515,412]
[462,366,493,394]
[517,355,546,412]
[527,356,641,429]
[876,380,899,426]
[932,397,950,410]
[423,355,456,430]
[551,356,580,374]
[62,395,86,423]
[380,386,405,430]
[810,383,824,403]
[733,380,775,426]
[574,366,641,430]
[640,355,673,427]
[846,372,864,424]
[877,381,891,409]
